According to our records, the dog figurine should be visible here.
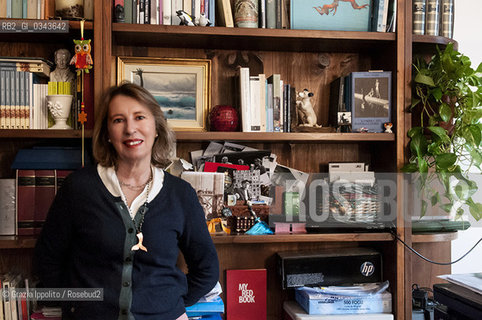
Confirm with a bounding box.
[297,89,321,127]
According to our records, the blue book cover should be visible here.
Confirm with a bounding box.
[349,71,392,133]
[11,147,88,169]
[291,0,372,31]
[186,296,224,317]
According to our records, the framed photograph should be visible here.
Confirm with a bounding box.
[117,57,211,131]
[349,71,392,133]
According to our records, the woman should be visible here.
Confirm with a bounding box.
[34,82,219,319]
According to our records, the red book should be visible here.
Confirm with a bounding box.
[226,269,267,320]
[34,170,55,235]
[16,170,35,236]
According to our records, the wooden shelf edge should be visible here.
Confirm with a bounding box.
[412,232,458,243]
[175,131,395,142]
[0,236,37,249]
[0,129,93,138]
[412,34,457,46]
[113,23,396,41]
[212,233,394,244]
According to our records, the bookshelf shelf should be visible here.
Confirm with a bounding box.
[211,233,394,244]
[112,23,396,52]
[413,35,458,51]
[412,232,458,243]
[0,129,93,139]
[175,131,395,142]
[0,236,37,249]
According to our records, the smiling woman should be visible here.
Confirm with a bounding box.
[34,83,219,320]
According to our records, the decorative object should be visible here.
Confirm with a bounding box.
[46,95,73,129]
[55,0,84,19]
[50,49,75,83]
[296,89,321,127]
[350,71,392,133]
[118,56,211,131]
[291,0,371,31]
[234,0,258,28]
[404,43,482,220]
[176,10,195,26]
[70,19,92,167]
[209,105,239,131]
[383,122,393,133]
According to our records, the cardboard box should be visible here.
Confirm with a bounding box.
[284,300,394,319]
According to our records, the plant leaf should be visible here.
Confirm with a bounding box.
[402,163,418,173]
[440,203,452,213]
[431,87,443,101]
[415,73,435,87]
[468,125,482,146]
[439,103,452,122]
[469,203,482,221]
[419,157,428,173]
[428,126,449,141]
[421,200,427,217]
[435,153,457,169]
[408,127,423,138]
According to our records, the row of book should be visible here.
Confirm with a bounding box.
[0,169,72,237]
[413,0,454,38]
[115,0,397,32]
[0,0,93,20]
[0,273,35,320]
[237,67,296,133]
[0,57,94,130]
[115,0,216,26]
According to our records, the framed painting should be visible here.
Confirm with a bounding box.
[117,57,211,131]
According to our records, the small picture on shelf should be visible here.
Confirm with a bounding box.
[350,71,391,133]
[117,56,211,131]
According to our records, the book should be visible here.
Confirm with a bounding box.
[266,0,276,28]
[237,66,251,132]
[349,71,391,133]
[371,0,388,32]
[185,295,224,317]
[413,0,426,35]
[283,300,394,319]
[291,0,371,31]
[425,0,440,36]
[249,75,261,132]
[217,0,233,27]
[0,61,50,78]
[16,169,35,236]
[226,269,267,320]
[162,0,171,24]
[328,76,347,128]
[440,0,454,38]
[267,74,281,132]
[34,170,55,235]
[0,179,16,235]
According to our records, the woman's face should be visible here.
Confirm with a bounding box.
[107,94,157,166]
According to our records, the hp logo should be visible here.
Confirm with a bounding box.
[360,262,375,277]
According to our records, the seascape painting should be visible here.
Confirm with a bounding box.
[117,57,211,131]
[132,71,197,121]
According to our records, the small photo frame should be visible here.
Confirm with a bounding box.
[350,71,391,133]
[117,56,211,131]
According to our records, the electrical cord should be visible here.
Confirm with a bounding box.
[390,229,482,265]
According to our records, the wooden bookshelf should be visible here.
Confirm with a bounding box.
[0,129,93,139]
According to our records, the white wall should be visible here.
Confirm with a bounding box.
[451,0,482,274]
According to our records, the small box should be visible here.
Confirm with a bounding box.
[284,300,394,319]
[277,248,382,289]
[291,0,372,31]
[295,288,392,315]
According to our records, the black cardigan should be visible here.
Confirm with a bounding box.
[34,166,219,319]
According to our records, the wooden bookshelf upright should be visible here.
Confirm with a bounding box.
[0,1,460,319]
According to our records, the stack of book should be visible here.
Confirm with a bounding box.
[237,66,296,133]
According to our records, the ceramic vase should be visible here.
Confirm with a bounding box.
[46,95,73,129]
[234,0,258,28]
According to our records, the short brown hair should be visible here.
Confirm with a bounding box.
[93,82,175,168]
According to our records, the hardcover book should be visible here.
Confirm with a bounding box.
[291,0,372,31]
[440,0,454,38]
[226,269,267,320]
[16,170,35,236]
[34,170,55,235]
[425,0,440,36]
[348,71,391,133]
[0,179,16,235]
[413,0,427,35]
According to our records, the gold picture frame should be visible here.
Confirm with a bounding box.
[117,56,211,131]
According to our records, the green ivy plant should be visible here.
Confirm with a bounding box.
[403,43,482,221]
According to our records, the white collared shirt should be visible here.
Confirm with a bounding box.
[97,164,164,219]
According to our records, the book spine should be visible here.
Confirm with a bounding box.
[139,0,145,24]
[144,0,150,23]
[162,0,171,24]
[0,179,16,236]
[208,0,214,26]
[279,79,284,132]
[258,74,266,132]
[27,0,37,19]
[440,0,454,38]
[34,169,55,235]
[266,83,273,132]
[275,0,281,28]
[289,86,297,132]
[249,76,261,132]
[133,0,138,23]
[125,0,133,23]
[150,0,159,24]
[239,67,251,132]
[269,74,281,132]
[425,0,440,36]
[171,0,182,25]
[3,279,12,320]
[14,71,20,128]
[224,0,234,27]
[28,72,33,129]
[0,69,5,129]
[7,0,12,18]
[12,0,22,18]
[16,169,35,236]
[413,0,426,35]
[266,0,275,28]
[19,71,25,129]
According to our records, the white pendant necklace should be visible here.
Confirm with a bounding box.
[118,171,152,252]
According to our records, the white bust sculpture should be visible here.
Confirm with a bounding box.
[50,49,75,83]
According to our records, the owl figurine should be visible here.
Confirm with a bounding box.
[70,39,93,75]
